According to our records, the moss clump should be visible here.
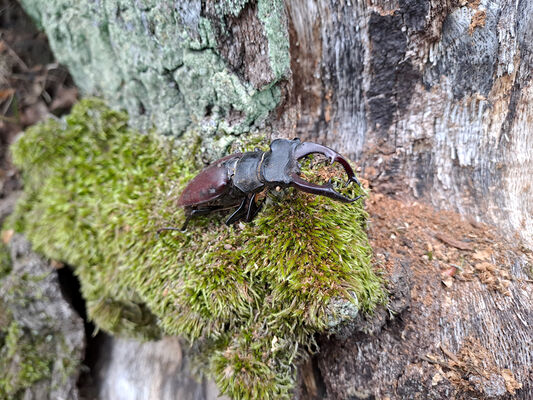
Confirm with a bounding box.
[9,98,385,399]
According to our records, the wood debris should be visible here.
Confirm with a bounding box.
[469,10,487,35]
[434,232,473,251]
[423,338,522,396]
[367,195,528,296]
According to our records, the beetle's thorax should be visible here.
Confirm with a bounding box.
[232,151,265,193]
[260,139,300,186]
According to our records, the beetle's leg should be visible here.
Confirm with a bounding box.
[180,213,194,231]
[290,173,362,203]
[225,197,248,226]
[185,206,235,230]
[245,193,264,222]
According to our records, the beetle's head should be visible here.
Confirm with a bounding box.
[261,139,362,203]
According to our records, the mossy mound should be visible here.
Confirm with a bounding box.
[9,99,385,399]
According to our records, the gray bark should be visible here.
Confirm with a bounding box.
[314,244,532,399]
[86,335,228,400]
[0,234,85,400]
[284,0,533,249]
[20,0,532,247]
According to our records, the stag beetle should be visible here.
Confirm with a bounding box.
[167,138,362,231]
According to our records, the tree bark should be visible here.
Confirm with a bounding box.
[0,234,85,400]
[283,0,532,249]
[310,196,532,399]
[14,0,533,399]
[20,0,532,247]
[82,334,229,400]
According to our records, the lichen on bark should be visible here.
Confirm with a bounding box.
[8,99,385,399]
[19,0,289,137]
[0,236,84,400]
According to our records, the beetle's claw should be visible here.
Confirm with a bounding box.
[293,141,362,202]
[290,173,361,203]
[348,175,362,187]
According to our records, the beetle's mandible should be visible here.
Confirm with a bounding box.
[167,138,362,231]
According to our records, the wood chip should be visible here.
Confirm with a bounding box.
[440,344,461,364]
[443,266,458,277]
[501,369,522,394]
[468,9,486,35]
[434,232,473,251]
[420,354,451,369]
[442,275,454,288]
[472,249,491,261]
[1,229,14,244]
[475,262,497,272]
[432,372,444,386]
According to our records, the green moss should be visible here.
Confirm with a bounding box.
[0,313,54,399]
[0,244,10,280]
[0,242,81,399]
[9,98,385,399]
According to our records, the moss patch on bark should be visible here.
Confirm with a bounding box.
[0,316,53,399]
[9,98,385,399]
[0,244,10,280]
[0,236,83,400]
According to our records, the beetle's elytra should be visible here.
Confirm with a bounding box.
[165,138,362,231]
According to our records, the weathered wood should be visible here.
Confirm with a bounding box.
[318,235,531,399]
[284,0,533,249]
[306,197,532,399]
[85,335,229,400]
[19,0,532,245]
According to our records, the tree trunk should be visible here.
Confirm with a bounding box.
[13,0,533,399]
[283,0,532,249]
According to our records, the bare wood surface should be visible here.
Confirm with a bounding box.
[310,196,532,399]
[88,335,229,400]
[283,0,533,248]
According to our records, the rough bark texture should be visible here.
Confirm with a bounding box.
[0,234,85,400]
[12,0,533,399]
[284,0,533,249]
[311,196,532,399]
[20,0,532,247]
[19,0,289,138]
